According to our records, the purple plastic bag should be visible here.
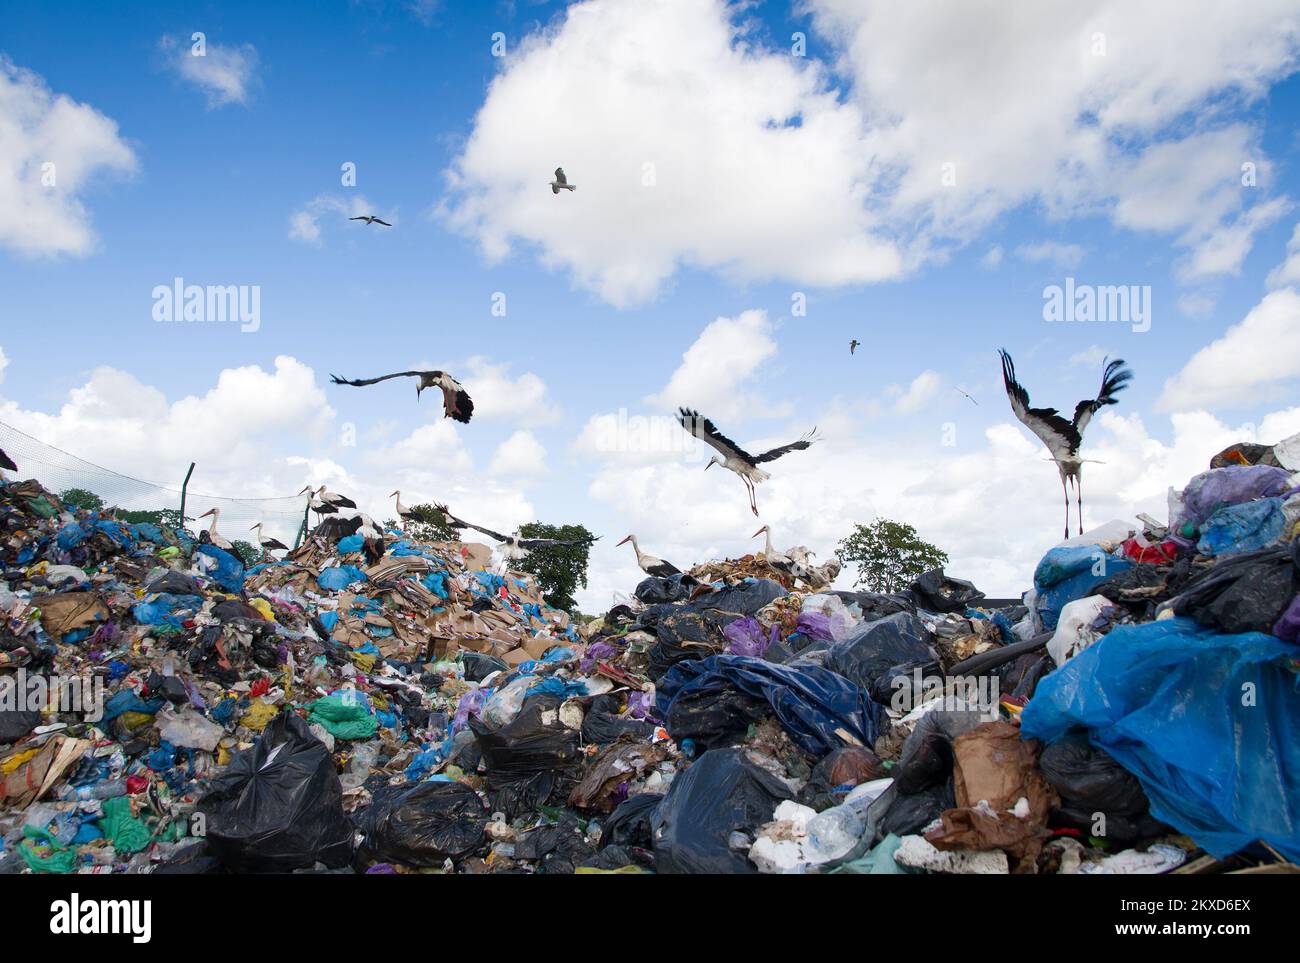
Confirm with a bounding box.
[1179,466,1293,529]
[796,611,836,642]
[579,640,618,674]
[452,688,487,732]
[1274,594,1300,643]
[723,616,773,657]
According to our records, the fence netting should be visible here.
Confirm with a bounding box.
[0,420,308,549]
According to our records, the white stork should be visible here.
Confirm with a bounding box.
[196,508,233,551]
[249,523,290,558]
[317,512,386,562]
[752,525,795,576]
[391,490,419,525]
[999,349,1133,539]
[616,535,682,579]
[677,408,820,516]
[0,447,16,474]
[329,370,474,423]
[550,167,576,193]
[439,505,594,566]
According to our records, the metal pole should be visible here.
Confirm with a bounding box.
[178,462,195,532]
[294,496,311,549]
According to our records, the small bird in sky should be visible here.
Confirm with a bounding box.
[349,215,392,226]
[550,167,576,194]
[849,339,860,355]
[954,386,979,406]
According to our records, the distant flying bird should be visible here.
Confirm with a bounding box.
[616,535,681,579]
[550,167,576,194]
[954,386,979,406]
[349,215,392,226]
[999,349,1133,539]
[249,522,289,556]
[196,508,233,551]
[0,447,15,473]
[439,505,593,562]
[849,339,860,355]
[330,370,474,423]
[677,408,819,516]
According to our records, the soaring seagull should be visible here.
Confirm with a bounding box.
[330,370,474,423]
[849,339,860,355]
[677,408,819,516]
[349,215,392,226]
[550,167,576,194]
[438,505,594,562]
[999,349,1133,539]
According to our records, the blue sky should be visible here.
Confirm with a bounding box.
[2,0,1300,609]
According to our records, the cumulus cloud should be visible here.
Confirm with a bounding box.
[1014,241,1086,270]
[160,34,259,108]
[647,309,781,420]
[1158,287,1300,410]
[0,58,137,257]
[980,246,1004,269]
[488,429,550,479]
[892,370,942,415]
[459,356,560,425]
[1266,222,1300,288]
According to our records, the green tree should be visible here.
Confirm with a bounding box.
[837,518,949,593]
[60,488,105,512]
[229,539,260,566]
[392,504,461,542]
[513,522,597,613]
[116,507,184,530]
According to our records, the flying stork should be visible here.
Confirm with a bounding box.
[550,167,576,194]
[0,447,15,474]
[439,505,594,564]
[249,522,290,558]
[196,508,233,551]
[349,215,392,226]
[615,535,682,578]
[677,408,820,516]
[999,349,1133,539]
[329,370,474,423]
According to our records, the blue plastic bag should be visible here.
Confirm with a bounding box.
[317,565,368,591]
[197,543,245,593]
[336,534,364,554]
[1022,617,1300,861]
[1178,465,1293,530]
[1196,497,1286,556]
[1033,545,1132,631]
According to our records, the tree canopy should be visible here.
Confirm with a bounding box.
[837,518,949,594]
[513,521,598,613]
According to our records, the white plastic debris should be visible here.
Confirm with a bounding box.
[1048,595,1116,666]
[1078,844,1187,875]
[894,835,1010,874]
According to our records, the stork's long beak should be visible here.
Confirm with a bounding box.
[752,527,765,538]
[249,525,258,531]
[616,536,631,546]
[198,509,214,519]
[299,486,311,495]
[704,461,714,471]
[390,490,399,497]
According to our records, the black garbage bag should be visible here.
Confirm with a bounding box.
[833,590,916,620]
[651,748,793,874]
[892,709,989,794]
[827,612,933,692]
[1051,804,1169,845]
[648,610,727,678]
[198,711,353,873]
[0,676,40,743]
[634,574,694,605]
[599,793,663,850]
[1008,653,1054,701]
[357,780,489,866]
[662,681,769,751]
[459,652,508,683]
[470,694,581,774]
[153,839,223,875]
[1167,541,1300,635]
[581,694,656,745]
[907,569,985,613]
[868,658,944,710]
[484,770,560,818]
[144,570,203,596]
[879,780,956,837]
[1038,734,1149,816]
[515,811,595,873]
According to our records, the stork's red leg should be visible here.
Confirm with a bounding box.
[1060,473,1071,540]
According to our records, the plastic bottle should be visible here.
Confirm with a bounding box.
[60,779,129,802]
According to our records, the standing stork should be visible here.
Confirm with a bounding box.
[249,523,289,559]
[616,535,682,578]
[751,525,795,576]
[439,505,594,567]
[999,349,1133,538]
[196,508,233,551]
[329,370,474,423]
[677,408,820,516]
[391,490,419,526]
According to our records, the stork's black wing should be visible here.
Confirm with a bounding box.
[330,494,357,510]
[999,349,1080,459]
[372,218,392,226]
[0,447,15,472]
[1072,357,1133,437]
[676,408,755,462]
[454,518,508,543]
[753,429,819,464]
[330,370,437,387]
[261,537,290,551]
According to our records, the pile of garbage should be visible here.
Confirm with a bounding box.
[2,431,1298,874]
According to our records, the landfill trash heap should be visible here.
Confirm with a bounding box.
[1,433,1299,875]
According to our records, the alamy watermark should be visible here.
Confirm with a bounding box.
[0,669,105,723]
[889,670,1001,720]
[1043,277,1150,333]
[152,277,261,333]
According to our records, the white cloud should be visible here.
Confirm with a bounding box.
[1068,345,1110,368]
[0,58,137,258]
[1177,196,1290,282]
[1266,222,1300,288]
[647,309,781,420]
[1158,287,1300,410]
[489,429,550,479]
[0,346,7,384]
[1015,241,1086,270]
[1177,292,1217,318]
[893,370,942,415]
[160,35,259,108]
[459,356,560,426]
[288,194,393,246]
[980,246,1004,269]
